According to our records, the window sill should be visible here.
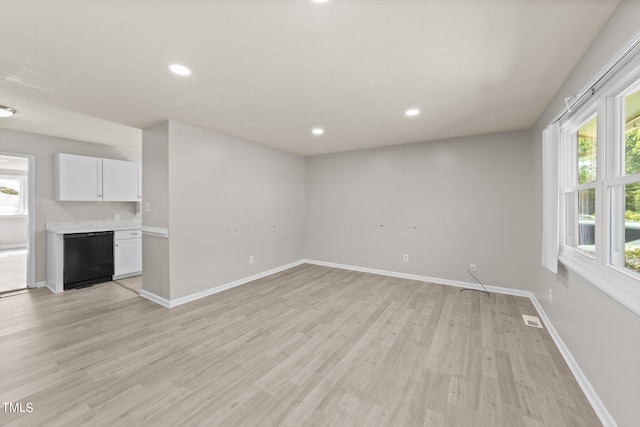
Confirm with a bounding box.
[559,248,640,319]
[0,214,28,219]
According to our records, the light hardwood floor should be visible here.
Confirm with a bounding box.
[0,264,601,426]
[114,275,143,294]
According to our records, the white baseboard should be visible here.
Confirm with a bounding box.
[0,244,27,250]
[529,296,616,427]
[46,282,62,294]
[34,281,47,288]
[142,259,306,309]
[140,290,171,308]
[302,258,531,297]
[302,259,615,427]
[113,272,142,281]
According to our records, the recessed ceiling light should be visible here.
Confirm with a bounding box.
[169,64,191,76]
[0,106,16,118]
[311,0,330,3]
[405,108,420,117]
[311,127,324,136]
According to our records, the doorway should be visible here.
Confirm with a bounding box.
[0,153,35,293]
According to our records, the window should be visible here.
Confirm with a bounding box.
[0,174,27,216]
[578,116,597,184]
[618,86,640,276]
[555,49,640,316]
[563,115,598,256]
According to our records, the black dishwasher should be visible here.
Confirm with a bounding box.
[63,231,114,290]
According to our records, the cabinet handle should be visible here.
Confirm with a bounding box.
[137,164,142,198]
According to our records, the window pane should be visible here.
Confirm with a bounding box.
[625,182,640,272]
[578,116,597,184]
[625,89,640,175]
[578,188,596,253]
[0,177,21,215]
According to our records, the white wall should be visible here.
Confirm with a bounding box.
[0,217,27,247]
[305,129,534,290]
[0,128,141,284]
[531,1,640,425]
[141,121,170,300]
[142,121,305,301]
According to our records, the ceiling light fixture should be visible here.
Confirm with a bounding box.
[405,108,420,117]
[311,0,330,3]
[0,106,16,118]
[311,127,324,136]
[169,64,191,76]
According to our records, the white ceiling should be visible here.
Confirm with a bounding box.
[0,0,620,156]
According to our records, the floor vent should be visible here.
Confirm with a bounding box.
[522,314,543,329]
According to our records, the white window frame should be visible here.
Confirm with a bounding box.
[0,173,28,216]
[556,50,640,317]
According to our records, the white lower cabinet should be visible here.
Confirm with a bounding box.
[114,229,142,278]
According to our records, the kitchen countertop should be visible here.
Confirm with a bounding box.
[46,219,142,234]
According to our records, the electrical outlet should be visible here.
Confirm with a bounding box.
[113,213,120,221]
[144,202,151,212]
[548,288,553,303]
[470,263,476,272]
[403,254,409,262]
[249,255,255,264]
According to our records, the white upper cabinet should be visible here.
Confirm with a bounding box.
[103,159,141,202]
[55,153,141,202]
[55,153,103,201]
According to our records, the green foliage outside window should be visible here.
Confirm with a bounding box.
[625,129,640,214]
[578,136,596,184]
[626,247,640,271]
[0,186,19,196]
[625,128,640,273]
[626,127,640,175]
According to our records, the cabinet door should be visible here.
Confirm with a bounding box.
[114,236,142,276]
[103,159,141,202]
[55,153,103,201]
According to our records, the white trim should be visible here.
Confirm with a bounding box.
[113,272,142,281]
[141,226,168,238]
[33,281,47,288]
[529,295,616,427]
[139,290,171,308]
[142,259,306,308]
[46,282,62,294]
[302,259,532,297]
[0,244,27,250]
[139,289,171,308]
[0,151,35,288]
[559,251,640,319]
